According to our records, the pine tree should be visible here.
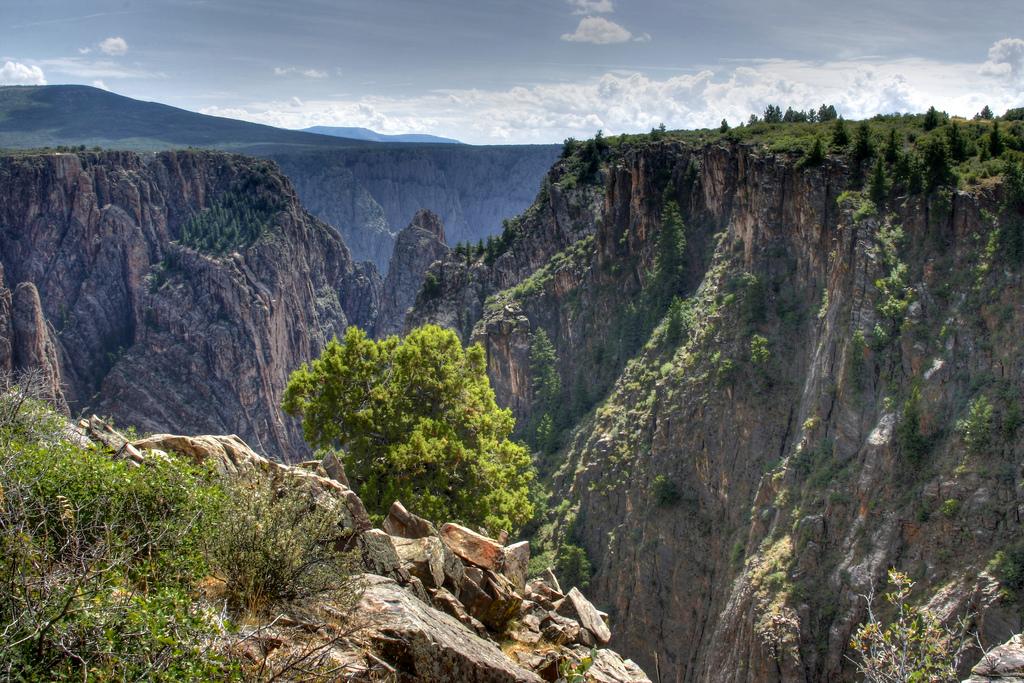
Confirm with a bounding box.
[923,138,953,192]
[817,104,838,122]
[719,119,730,133]
[803,137,825,167]
[923,106,942,131]
[869,157,888,206]
[653,200,687,303]
[884,128,900,164]
[831,117,850,149]
[763,104,783,123]
[976,105,994,120]
[852,122,874,166]
[990,121,1005,158]
[947,122,968,162]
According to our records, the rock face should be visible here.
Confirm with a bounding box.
[0,269,65,407]
[377,209,450,336]
[271,145,561,272]
[964,634,1024,682]
[0,150,380,460]
[409,137,1024,680]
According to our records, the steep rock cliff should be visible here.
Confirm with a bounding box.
[409,135,1024,681]
[377,209,450,337]
[0,150,380,460]
[272,144,561,271]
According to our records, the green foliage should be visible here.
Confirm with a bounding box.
[652,474,682,507]
[664,296,692,345]
[988,542,1024,593]
[206,477,359,615]
[947,122,969,162]
[923,137,955,192]
[938,499,961,518]
[554,543,592,590]
[850,569,970,683]
[990,121,1005,158]
[956,395,994,455]
[180,165,285,255]
[0,395,236,680]
[852,121,874,167]
[923,106,944,131]
[421,270,442,299]
[869,157,889,206]
[801,136,825,167]
[896,385,929,465]
[283,325,536,533]
[528,329,562,455]
[831,117,850,148]
[749,334,771,365]
[652,199,688,304]
[559,649,597,682]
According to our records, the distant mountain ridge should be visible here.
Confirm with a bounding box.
[0,84,561,271]
[302,125,462,145]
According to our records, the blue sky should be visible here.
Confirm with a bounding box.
[1,0,1022,144]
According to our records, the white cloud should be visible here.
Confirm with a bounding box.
[99,36,128,56]
[78,47,92,55]
[562,16,634,44]
[273,66,328,78]
[568,0,614,14]
[980,38,1024,85]
[91,79,108,90]
[197,40,1024,145]
[0,61,47,85]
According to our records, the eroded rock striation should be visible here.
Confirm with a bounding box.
[376,209,450,337]
[0,150,380,460]
[409,137,1024,680]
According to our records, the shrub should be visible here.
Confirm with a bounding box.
[652,474,682,507]
[554,543,593,590]
[896,386,929,465]
[988,542,1024,593]
[750,334,771,365]
[206,477,360,616]
[956,395,994,455]
[850,569,972,683]
[0,397,235,680]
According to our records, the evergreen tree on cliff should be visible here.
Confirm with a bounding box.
[283,325,536,533]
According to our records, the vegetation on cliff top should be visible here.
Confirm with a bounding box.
[283,324,537,534]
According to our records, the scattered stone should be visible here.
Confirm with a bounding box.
[358,529,405,580]
[502,541,530,589]
[543,567,562,594]
[383,499,437,539]
[430,587,488,636]
[321,450,350,487]
[556,587,612,645]
[541,613,582,646]
[440,522,504,570]
[358,575,542,682]
[964,634,1024,682]
[393,536,446,589]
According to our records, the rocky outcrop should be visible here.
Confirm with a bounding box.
[0,150,381,461]
[272,145,561,272]
[0,267,65,407]
[78,416,651,683]
[377,209,450,336]
[409,136,1024,680]
[964,635,1024,682]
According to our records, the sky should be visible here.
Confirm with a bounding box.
[1,0,1023,144]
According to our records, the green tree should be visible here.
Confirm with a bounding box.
[852,121,874,166]
[923,106,942,131]
[884,128,901,164]
[869,157,888,206]
[528,329,562,454]
[282,325,536,533]
[719,118,730,133]
[923,137,953,192]
[947,122,968,162]
[976,105,994,120]
[831,117,850,149]
[802,137,826,167]
[763,104,782,123]
[653,200,687,303]
[990,120,1005,158]
[817,104,838,122]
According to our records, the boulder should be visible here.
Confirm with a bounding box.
[964,634,1024,682]
[579,649,652,683]
[441,522,504,570]
[430,587,488,636]
[393,536,446,588]
[526,578,564,609]
[440,541,466,598]
[384,500,437,539]
[541,613,582,646]
[556,587,612,645]
[321,450,350,487]
[358,574,542,682]
[460,571,495,624]
[502,541,530,589]
[543,567,562,594]
[479,570,524,632]
[358,529,407,581]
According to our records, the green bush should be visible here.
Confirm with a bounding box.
[652,475,682,507]
[206,477,360,616]
[180,165,286,255]
[0,397,235,680]
[555,543,593,591]
[957,395,994,455]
